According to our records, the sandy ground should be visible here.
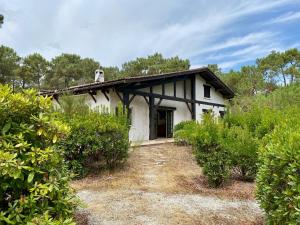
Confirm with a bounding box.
[72,143,264,225]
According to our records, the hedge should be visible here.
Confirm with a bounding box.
[256,111,300,224]
[0,85,77,224]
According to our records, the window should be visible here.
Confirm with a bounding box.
[202,109,212,114]
[204,85,211,98]
[219,111,225,118]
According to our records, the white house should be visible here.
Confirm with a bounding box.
[42,67,234,142]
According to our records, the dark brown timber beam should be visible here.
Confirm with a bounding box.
[120,89,225,107]
[191,75,196,120]
[88,92,97,103]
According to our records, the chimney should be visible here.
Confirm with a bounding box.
[95,69,104,82]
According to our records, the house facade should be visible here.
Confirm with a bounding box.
[42,68,234,142]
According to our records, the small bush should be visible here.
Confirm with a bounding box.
[174,120,195,133]
[201,147,231,188]
[256,113,300,224]
[193,114,231,187]
[221,126,258,181]
[0,85,77,224]
[174,121,199,145]
[59,111,130,177]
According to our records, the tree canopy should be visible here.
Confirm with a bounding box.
[207,48,300,97]
[0,15,3,27]
[119,53,190,78]
[0,46,20,89]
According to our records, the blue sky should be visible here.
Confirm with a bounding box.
[0,0,300,71]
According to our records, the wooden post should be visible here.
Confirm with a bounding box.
[173,81,176,97]
[149,96,156,140]
[123,92,129,114]
[183,79,186,99]
[191,75,196,120]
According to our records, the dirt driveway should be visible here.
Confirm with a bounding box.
[72,143,263,225]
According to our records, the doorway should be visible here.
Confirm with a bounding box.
[156,108,174,138]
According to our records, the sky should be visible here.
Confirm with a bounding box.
[0,0,300,71]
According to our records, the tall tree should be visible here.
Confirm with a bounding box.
[283,48,300,83]
[0,15,3,28]
[78,57,100,84]
[18,53,49,89]
[45,54,83,89]
[208,64,223,77]
[257,49,300,86]
[220,69,242,94]
[120,53,190,78]
[102,66,121,81]
[0,45,20,88]
[239,66,264,96]
[44,54,100,89]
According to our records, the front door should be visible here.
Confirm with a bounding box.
[156,109,174,138]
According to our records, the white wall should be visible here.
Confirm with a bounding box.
[86,91,110,113]
[108,90,150,142]
[195,75,225,121]
[129,96,149,141]
[51,91,110,113]
[154,81,191,126]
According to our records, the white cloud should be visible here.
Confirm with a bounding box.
[0,0,299,70]
[267,11,300,24]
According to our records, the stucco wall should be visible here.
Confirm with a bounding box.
[51,91,110,113]
[128,96,149,141]
[154,81,192,126]
[86,91,110,113]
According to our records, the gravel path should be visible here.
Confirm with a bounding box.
[73,143,263,225]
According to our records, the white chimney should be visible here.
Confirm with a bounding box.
[95,69,104,82]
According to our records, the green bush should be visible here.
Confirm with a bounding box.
[221,126,258,181]
[174,120,195,133]
[174,121,199,145]
[59,111,130,177]
[0,85,77,224]
[201,147,231,188]
[256,112,300,225]
[193,114,231,187]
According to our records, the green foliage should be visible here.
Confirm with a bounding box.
[44,54,100,89]
[221,126,258,180]
[174,120,196,133]
[57,98,129,177]
[0,85,77,224]
[256,110,300,225]
[220,66,265,96]
[0,15,3,27]
[103,66,121,81]
[174,121,198,145]
[192,114,231,187]
[119,53,190,78]
[201,147,231,188]
[175,114,231,187]
[257,48,300,87]
[57,95,91,120]
[0,45,20,87]
[19,53,49,90]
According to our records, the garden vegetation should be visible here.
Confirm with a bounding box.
[56,96,130,177]
[0,85,77,224]
[0,86,130,223]
[175,84,300,224]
